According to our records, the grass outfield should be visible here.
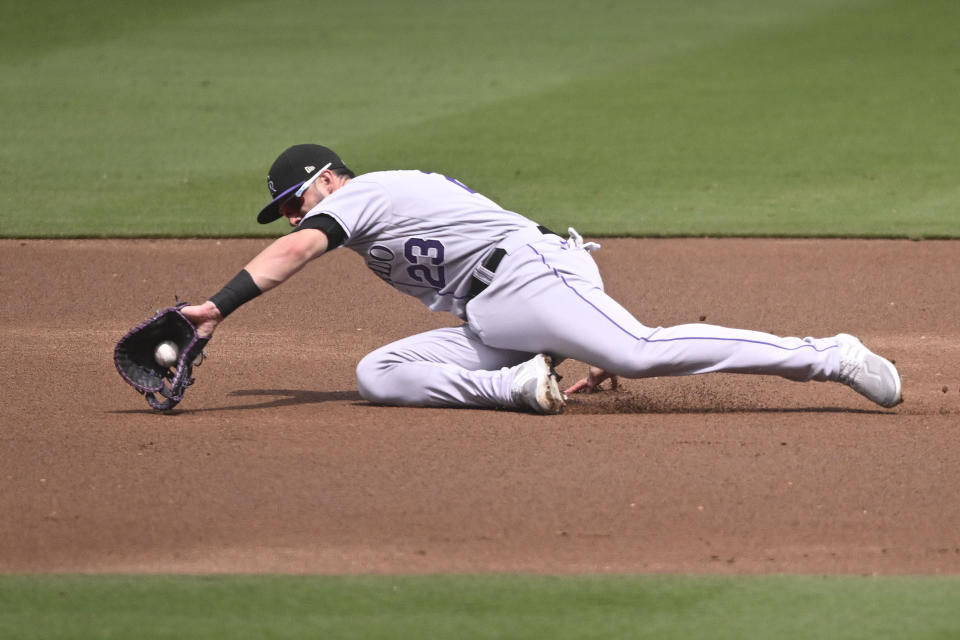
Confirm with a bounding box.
[2,0,958,237]
[2,574,960,639]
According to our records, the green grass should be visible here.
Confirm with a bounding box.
[2,0,958,237]
[2,574,960,639]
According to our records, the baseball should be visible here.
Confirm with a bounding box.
[154,340,180,368]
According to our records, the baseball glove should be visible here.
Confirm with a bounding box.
[114,303,209,411]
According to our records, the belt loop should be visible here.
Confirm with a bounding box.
[467,248,506,301]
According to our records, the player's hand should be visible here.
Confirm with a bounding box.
[180,301,223,338]
[564,366,619,394]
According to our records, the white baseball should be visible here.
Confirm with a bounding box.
[154,340,180,368]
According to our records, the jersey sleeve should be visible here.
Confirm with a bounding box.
[294,214,347,249]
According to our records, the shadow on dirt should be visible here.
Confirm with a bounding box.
[110,388,897,416]
[565,404,893,415]
[108,389,362,414]
[563,391,895,415]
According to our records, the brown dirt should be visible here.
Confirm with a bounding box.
[1,238,958,575]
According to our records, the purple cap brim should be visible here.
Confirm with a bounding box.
[256,181,304,224]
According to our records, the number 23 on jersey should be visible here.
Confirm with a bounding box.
[404,238,446,288]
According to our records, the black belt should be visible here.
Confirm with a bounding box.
[466,225,556,301]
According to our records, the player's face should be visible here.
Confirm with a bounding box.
[280,195,305,224]
[280,179,326,226]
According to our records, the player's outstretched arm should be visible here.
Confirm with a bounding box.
[182,229,330,337]
[564,366,619,394]
[244,228,329,291]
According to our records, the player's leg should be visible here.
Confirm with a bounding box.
[467,238,896,402]
[500,273,841,380]
[549,288,901,406]
[355,325,554,410]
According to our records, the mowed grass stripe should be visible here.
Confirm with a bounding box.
[2,574,960,639]
[6,1,953,237]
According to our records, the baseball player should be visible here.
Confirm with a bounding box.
[181,144,902,413]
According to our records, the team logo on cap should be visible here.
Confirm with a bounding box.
[267,177,276,195]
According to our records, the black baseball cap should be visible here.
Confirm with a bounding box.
[257,144,346,224]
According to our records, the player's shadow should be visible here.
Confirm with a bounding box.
[110,389,362,414]
[568,404,893,415]
[565,394,895,415]
[218,389,363,411]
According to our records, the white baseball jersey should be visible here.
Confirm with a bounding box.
[292,167,860,412]
[301,170,537,319]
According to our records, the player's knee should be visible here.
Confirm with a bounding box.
[355,351,393,404]
[355,353,379,402]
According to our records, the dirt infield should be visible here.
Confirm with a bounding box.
[1,238,958,575]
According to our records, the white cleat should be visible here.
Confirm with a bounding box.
[510,354,566,414]
[835,334,902,408]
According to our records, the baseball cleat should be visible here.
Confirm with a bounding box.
[835,334,902,408]
[510,354,566,414]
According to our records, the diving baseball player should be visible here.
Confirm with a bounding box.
[180,144,902,413]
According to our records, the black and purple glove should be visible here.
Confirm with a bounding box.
[114,303,209,411]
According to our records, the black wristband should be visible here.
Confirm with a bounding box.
[209,269,262,318]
